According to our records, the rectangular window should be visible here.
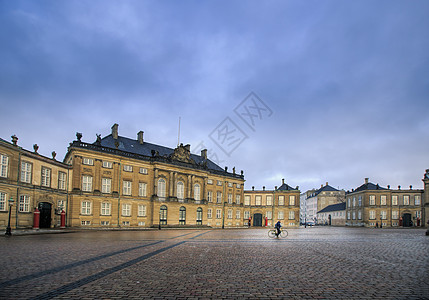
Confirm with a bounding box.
[289,195,295,206]
[415,195,421,205]
[352,211,356,220]
[207,191,213,202]
[236,195,241,204]
[228,182,233,187]
[347,211,351,220]
[41,167,51,187]
[244,211,250,220]
[358,196,362,207]
[216,192,222,203]
[19,195,30,212]
[101,221,110,226]
[381,195,387,206]
[266,211,272,220]
[82,175,93,192]
[139,182,147,197]
[403,195,410,205]
[58,200,66,212]
[138,221,145,226]
[122,221,130,226]
[369,210,375,220]
[236,210,241,219]
[81,201,91,215]
[244,195,250,206]
[288,211,295,220]
[122,204,131,216]
[123,181,132,196]
[392,210,399,219]
[266,195,272,206]
[123,165,133,172]
[102,178,112,194]
[81,220,91,226]
[278,195,285,206]
[416,211,421,218]
[228,193,233,204]
[58,172,67,190]
[255,196,262,206]
[207,179,213,185]
[0,154,8,178]
[21,161,32,183]
[278,211,284,220]
[217,180,222,186]
[358,210,362,220]
[369,195,375,206]
[381,211,387,220]
[236,183,241,188]
[207,208,212,219]
[227,209,233,219]
[83,158,94,165]
[216,209,222,219]
[138,204,146,217]
[353,197,356,207]
[101,202,111,215]
[139,167,148,174]
[0,192,6,211]
[392,195,398,206]
[102,161,113,168]
[348,198,351,208]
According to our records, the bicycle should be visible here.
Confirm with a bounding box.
[268,228,288,238]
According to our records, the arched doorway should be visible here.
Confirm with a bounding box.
[253,213,263,227]
[402,213,412,227]
[38,202,52,228]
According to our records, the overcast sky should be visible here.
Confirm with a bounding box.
[1,0,428,193]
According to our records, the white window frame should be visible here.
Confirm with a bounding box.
[207,179,213,185]
[123,181,132,196]
[123,165,133,172]
[82,158,94,165]
[216,191,222,203]
[139,182,147,197]
[358,196,362,207]
[369,210,375,220]
[289,195,296,206]
[0,192,6,211]
[207,191,213,202]
[158,178,166,198]
[266,211,272,220]
[255,196,261,206]
[278,211,284,220]
[381,195,387,206]
[369,195,375,206]
[177,181,185,200]
[236,210,241,219]
[392,195,398,206]
[82,175,93,192]
[101,202,111,216]
[392,210,399,220]
[236,195,241,204]
[228,193,233,204]
[358,210,362,220]
[266,195,272,206]
[122,203,131,216]
[415,195,421,205]
[81,201,91,215]
[227,209,233,219]
[139,167,148,174]
[0,154,8,178]
[381,210,387,220]
[207,208,212,219]
[21,161,32,183]
[244,195,250,206]
[194,184,201,201]
[138,204,146,217]
[216,209,222,219]
[41,167,51,187]
[278,195,285,206]
[288,211,295,220]
[102,161,113,168]
[403,195,410,205]
[102,178,112,194]
[58,172,67,190]
[217,180,222,186]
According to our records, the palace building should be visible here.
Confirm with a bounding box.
[243,180,300,228]
[345,177,426,228]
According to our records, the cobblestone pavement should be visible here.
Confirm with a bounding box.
[0,227,428,299]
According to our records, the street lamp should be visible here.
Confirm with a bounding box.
[5,197,14,236]
[380,213,383,229]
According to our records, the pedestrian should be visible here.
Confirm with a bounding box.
[375,222,379,228]
[248,217,251,227]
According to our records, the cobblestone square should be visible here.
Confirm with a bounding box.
[0,227,428,299]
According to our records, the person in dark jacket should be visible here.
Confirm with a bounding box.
[274,220,282,237]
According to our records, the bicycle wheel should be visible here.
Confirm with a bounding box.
[279,230,288,238]
[268,230,277,238]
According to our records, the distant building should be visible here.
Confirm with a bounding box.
[244,179,300,228]
[317,202,346,226]
[304,183,345,225]
[300,189,315,224]
[345,178,425,228]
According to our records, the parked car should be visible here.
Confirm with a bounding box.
[306,221,315,226]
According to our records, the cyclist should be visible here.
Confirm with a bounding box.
[274,220,282,237]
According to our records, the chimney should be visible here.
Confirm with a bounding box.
[387,185,390,189]
[263,186,265,191]
[112,124,119,140]
[137,131,144,144]
[275,186,277,190]
[326,182,328,186]
[410,185,412,190]
[201,149,207,160]
[365,178,369,184]
[252,186,255,191]
[398,185,401,190]
[184,144,190,152]
[11,135,18,146]
[282,178,285,185]
[225,166,228,172]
